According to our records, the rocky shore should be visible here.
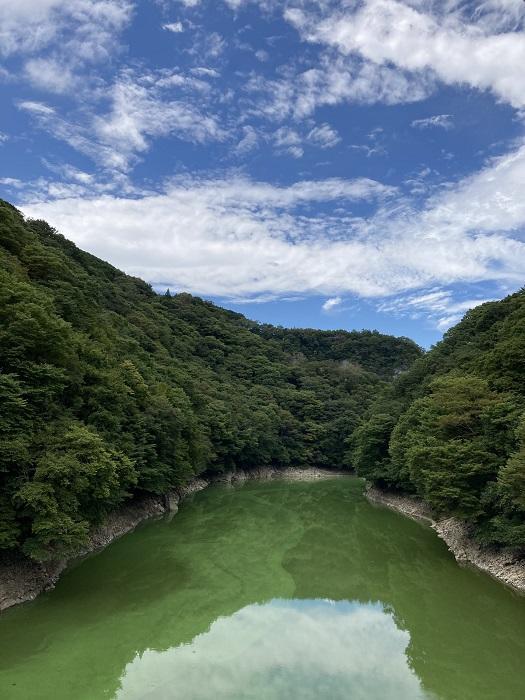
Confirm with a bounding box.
[366,485,525,594]
[0,467,341,613]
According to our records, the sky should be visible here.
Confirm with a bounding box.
[0,1,524,347]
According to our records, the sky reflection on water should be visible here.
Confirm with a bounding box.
[116,598,429,700]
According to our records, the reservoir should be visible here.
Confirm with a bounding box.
[0,477,524,699]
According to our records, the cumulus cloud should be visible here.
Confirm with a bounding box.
[20,141,525,314]
[116,600,427,700]
[0,0,132,81]
[285,0,525,109]
[191,67,220,78]
[24,57,77,93]
[234,125,259,155]
[163,21,184,33]
[246,53,433,120]
[307,123,341,148]
[322,296,342,312]
[255,49,269,62]
[270,122,340,157]
[273,126,304,157]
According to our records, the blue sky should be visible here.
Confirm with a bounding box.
[1,1,524,347]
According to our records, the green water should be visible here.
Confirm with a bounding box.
[1,478,524,700]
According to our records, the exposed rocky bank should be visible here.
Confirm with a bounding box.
[366,485,525,594]
[0,467,340,613]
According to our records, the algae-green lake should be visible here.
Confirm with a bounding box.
[1,477,524,699]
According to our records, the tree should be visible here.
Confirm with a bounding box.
[15,423,136,560]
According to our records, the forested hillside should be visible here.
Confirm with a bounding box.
[352,289,525,548]
[0,200,421,562]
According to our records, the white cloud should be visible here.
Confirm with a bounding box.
[378,289,496,331]
[255,49,269,62]
[0,177,24,188]
[25,57,76,93]
[286,0,525,110]
[163,21,184,33]
[0,0,132,110]
[307,123,341,148]
[234,125,259,155]
[42,161,95,185]
[18,70,226,172]
[20,140,525,315]
[116,600,426,700]
[273,126,304,157]
[246,53,433,121]
[20,175,397,298]
[18,100,56,115]
[273,127,301,148]
[322,296,342,312]
[411,115,454,130]
[287,145,304,158]
[191,67,220,78]
[93,74,225,165]
[192,31,226,59]
[271,122,340,156]
[0,0,66,55]
[0,0,132,63]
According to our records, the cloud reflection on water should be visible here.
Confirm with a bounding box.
[116,598,430,699]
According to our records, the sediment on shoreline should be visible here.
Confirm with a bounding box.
[365,485,525,594]
[0,467,341,613]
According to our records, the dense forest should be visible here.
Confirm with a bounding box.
[0,200,420,562]
[352,288,525,548]
[1,198,523,563]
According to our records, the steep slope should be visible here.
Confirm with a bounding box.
[0,200,421,562]
[353,289,525,547]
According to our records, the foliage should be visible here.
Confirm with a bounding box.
[0,200,421,560]
[353,289,525,548]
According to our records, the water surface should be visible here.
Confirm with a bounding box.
[1,477,524,699]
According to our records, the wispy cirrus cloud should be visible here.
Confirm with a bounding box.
[411,114,454,130]
[378,289,497,331]
[18,68,227,172]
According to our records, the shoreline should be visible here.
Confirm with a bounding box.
[5,470,522,613]
[0,467,341,613]
[365,485,525,594]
